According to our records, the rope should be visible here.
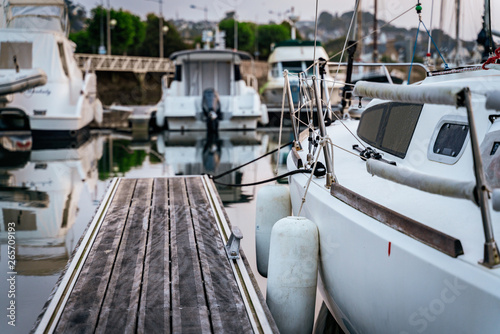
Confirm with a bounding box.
[211,140,293,180]
[420,20,449,69]
[212,169,313,187]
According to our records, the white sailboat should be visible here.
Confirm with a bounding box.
[0,0,102,137]
[260,2,500,333]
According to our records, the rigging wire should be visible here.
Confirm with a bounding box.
[210,140,293,180]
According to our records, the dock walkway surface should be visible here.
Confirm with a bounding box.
[34,176,277,333]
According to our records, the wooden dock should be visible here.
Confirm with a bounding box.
[34,176,277,333]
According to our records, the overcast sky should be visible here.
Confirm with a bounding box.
[75,0,499,41]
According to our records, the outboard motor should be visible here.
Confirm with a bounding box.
[202,88,222,133]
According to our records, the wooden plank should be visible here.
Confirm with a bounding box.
[54,179,137,333]
[169,177,211,333]
[137,178,171,333]
[185,177,253,333]
[95,178,154,333]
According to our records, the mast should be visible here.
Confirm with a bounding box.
[485,0,494,55]
[455,0,461,64]
[373,0,378,62]
[340,0,360,114]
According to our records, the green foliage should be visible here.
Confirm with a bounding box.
[218,19,255,53]
[69,30,92,53]
[257,24,290,59]
[137,14,188,57]
[98,140,147,180]
[83,6,144,55]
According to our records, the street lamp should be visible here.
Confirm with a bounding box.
[163,25,169,56]
[148,0,165,58]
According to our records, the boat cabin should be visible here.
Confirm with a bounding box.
[3,0,68,35]
[268,40,330,78]
[169,49,252,97]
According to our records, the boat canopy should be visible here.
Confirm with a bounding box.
[170,49,252,62]
[3,0,68,35]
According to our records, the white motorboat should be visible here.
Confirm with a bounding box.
[0,0,102,137]
[262,40,344,109]
[155,49,268,131]
[265,63,500,334]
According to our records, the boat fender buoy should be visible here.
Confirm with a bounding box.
[93,99,103,125]
[156,102,165,128]
[255,185,291,277]
[266,216,319,334]
[493,189,500,212]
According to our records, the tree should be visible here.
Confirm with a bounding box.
[138,14,188,57]
[218,19,255,53]
[257,24,290,59]
[84,6,144,55]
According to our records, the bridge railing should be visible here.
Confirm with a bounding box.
[75,54,174,73]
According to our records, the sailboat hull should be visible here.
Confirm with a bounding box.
[288,166,500,334]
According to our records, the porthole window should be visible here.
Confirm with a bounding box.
[428,116,469,164]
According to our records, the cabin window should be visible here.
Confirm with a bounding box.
[428,116,470,164]
[357,102,423,158]
[305,61,315,75]
[58,42,69,77]
[174,65,182,81]
[0,42,32,69]
[270,62,280,77]
[282,61,303,74]
[433,123,469,157]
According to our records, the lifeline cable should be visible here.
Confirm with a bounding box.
[212,169,314,187]
[210,140,294,180]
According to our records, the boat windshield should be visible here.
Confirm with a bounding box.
[282,61,303,74]
[5,4,68,34]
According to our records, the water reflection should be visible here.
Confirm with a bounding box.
[0,134,104,333]
[157,131,269,203]
[0,129,286,333]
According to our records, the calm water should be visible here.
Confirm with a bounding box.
[0,129,293,333]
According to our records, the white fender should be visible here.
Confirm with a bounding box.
[93,99,103,125]
[255,184,291,277]
[259,103,269,125]
[266,216,319,334]
[156,101,165,128]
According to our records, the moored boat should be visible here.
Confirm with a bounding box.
[279,64,500,333]
[0,0,103,137]
[155,49,268,131]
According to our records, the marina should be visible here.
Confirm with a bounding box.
[1,0,500,333]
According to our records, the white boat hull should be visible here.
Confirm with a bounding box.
[288,170,500,334]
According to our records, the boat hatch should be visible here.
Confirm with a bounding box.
[357,102,423,158]
[428,115,470,164]
[184,60,232,96]
[0,42,32,69]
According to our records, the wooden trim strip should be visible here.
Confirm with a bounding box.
[330,183,464,258]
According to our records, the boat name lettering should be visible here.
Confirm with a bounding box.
[25,88,51,96]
